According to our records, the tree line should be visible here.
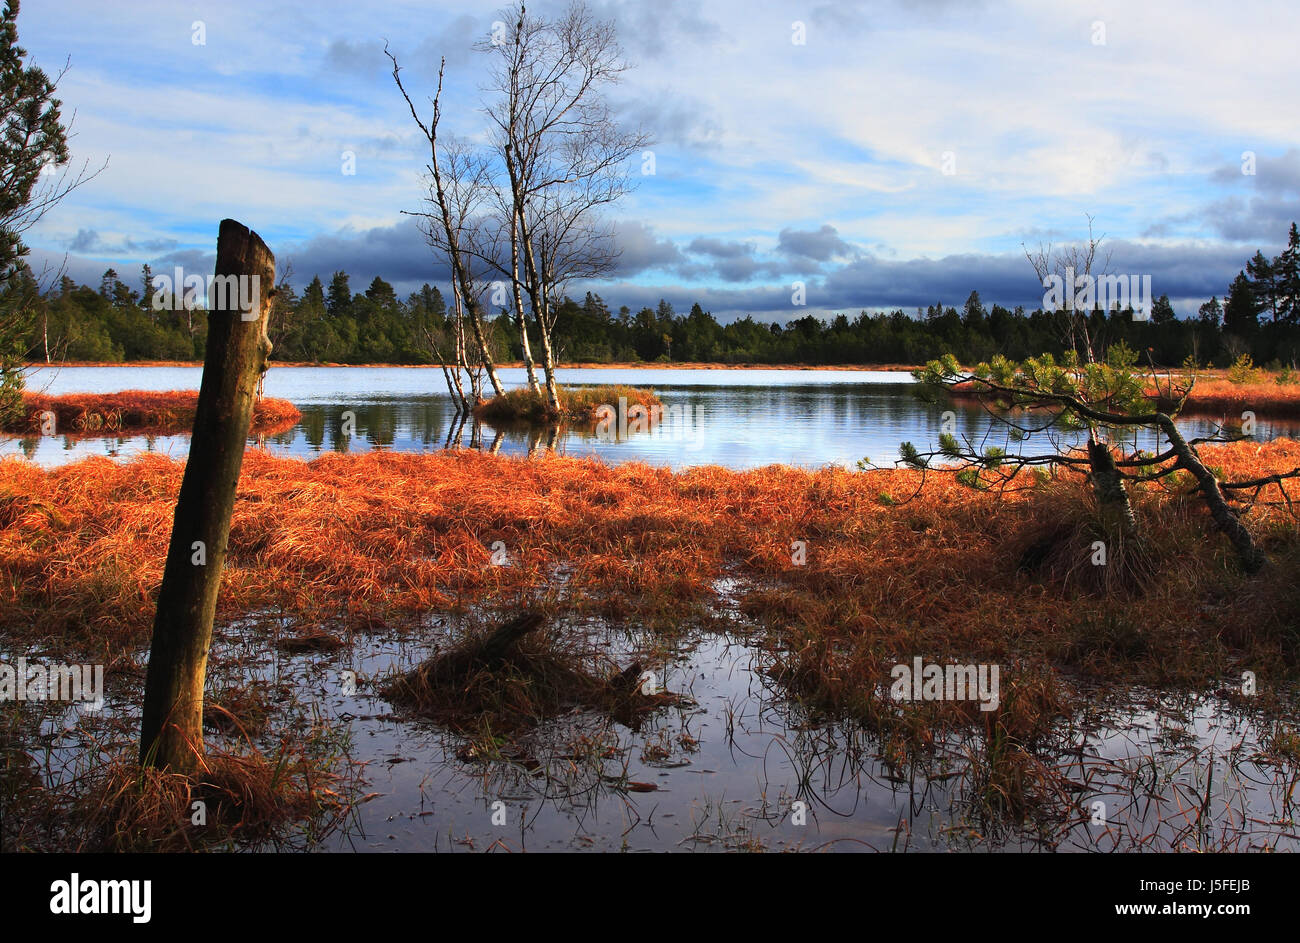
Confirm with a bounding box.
[6,219,1300,372]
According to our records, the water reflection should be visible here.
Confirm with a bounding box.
[7,367,1300,470]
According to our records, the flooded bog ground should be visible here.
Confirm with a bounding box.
[11,607,1299,852]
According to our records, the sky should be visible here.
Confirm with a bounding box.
[19,0,1300,323]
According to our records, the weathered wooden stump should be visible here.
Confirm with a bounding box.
[139,220,275,772]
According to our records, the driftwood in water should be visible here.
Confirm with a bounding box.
[382,611,682,730]
[416,612,546,687]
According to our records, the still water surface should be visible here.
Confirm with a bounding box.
[8,365,1299,469]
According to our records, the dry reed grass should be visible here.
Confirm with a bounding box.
[382,615,676,734]
[945,372,1300,419]
[1166,378,1300,419]
[7,391,300,436]
[3,440,1299,769]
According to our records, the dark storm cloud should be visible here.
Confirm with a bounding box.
[244,217,681,295]
[53,218,1261,327]
[1152,149,1300,243]
[583,239,1264,322]
[276,216,446,287]
[147,249,217,280]
[65,229,179,255]
[324,14,481,84]
[776,224,860,264]
[411,14,483,69]
[324,38,388,77]
[1178,195,1300,244]
[577,280,798,319]
[810,0,986,34]
[610,219,685,276]
[682,236,799,282]
[816,241,1255,312]
[590,0,726,60]
[687,236,754,259]
[26,248,136,288]
[1210,148,1300,194]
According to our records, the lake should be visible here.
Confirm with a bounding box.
[8,365,1300,469]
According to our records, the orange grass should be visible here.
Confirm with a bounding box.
[3,441,1299,691]
[6,391,301,436]
[381,619,678,734]
[8,444,1300,843]
[946,374,1300,419]
[1162,378,1300,419]
[5,745,350,852]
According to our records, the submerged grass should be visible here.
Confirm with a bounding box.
[1,701,356,853]
[66,746,347,852]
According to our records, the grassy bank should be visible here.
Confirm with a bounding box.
[474,384,662,424]
[3,442,1298,686]
[5,391,301,436]
[1161,377,1300,418]
[943,369,1300,419]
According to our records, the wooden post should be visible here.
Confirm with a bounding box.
[139,220,275,771]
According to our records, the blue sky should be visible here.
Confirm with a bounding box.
[20,0,1300,322]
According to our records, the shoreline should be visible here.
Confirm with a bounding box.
[24,360,922,372]
[20,360,1265,380]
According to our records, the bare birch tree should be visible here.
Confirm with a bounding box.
[388,48,505,401]
[480,1,649,414]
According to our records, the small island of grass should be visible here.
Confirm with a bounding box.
[6,391,301,437]
[474,384,662,425]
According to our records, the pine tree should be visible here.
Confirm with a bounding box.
[140,263,155,319]
[1245,250,1277,321]
[1276,223,1300,324]
[962,290,987,329]
[0,1,103,422]
[0,0,70,287]
[365,276,397,312]
[1223,271,1260,337]
[301,276,326,319]
[1197,296,1222,329]
[325,271,351,319]
[1151,294,1176,325]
